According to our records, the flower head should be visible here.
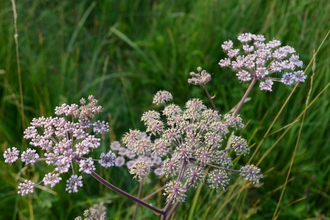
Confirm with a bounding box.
[3,147,20,164]
[78,157,96,174]
[218,33,306,91]
[120,91,261,203]
[99,151,118,168]
[164,180,187,204]
[152,90,173,105]
[240,164,263,185]
[184,166,205,188]
[66,175,83,193]
[4,96,111,196]
[43,172,62,187]
[207,169,230,191]
[129,161,150,182]
[21,149,39,165]
[231,135,250,156]
[18,180,35,196]
[92,121,109,134]
[110,138,163,176]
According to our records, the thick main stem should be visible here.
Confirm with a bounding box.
[90,171,165,216]
[233,77,258,116]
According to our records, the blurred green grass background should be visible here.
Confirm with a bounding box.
[0,0,329,219]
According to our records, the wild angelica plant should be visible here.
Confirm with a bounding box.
[3,33,306,219]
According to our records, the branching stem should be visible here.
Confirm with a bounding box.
[89,170,165,216]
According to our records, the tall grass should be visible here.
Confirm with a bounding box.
[0,0,329,219]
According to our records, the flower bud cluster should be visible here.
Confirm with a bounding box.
[3,96,117,196]
[188,67,212,86]
[218,33,306,91]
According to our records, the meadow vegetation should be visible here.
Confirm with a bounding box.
[0,0,329,219]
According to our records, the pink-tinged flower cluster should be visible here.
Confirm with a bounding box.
[109,139,164,177]
[3,96,117,196]
[152,90,173,105]
[117,90,262,204]
[164,180,187,204]
[218,33,306,91]
[239,164,263,185]
[3,147,19,164]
